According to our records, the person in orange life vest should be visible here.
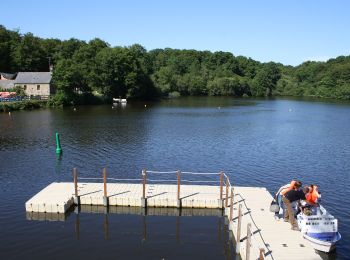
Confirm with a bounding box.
[282,187,308,231]
[275,180,302,216]
[305,185,321,205]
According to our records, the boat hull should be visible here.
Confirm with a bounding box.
[303,232,341,253]
[297,204,341,253]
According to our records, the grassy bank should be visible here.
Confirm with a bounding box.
[0,92,108,112]
[0,100,48,112]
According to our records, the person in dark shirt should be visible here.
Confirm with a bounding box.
[282,187,308,230]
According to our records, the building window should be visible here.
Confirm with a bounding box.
[24,85,27,90]
[37,85,40,90]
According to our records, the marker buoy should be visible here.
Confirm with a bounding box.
[55,132,62,154]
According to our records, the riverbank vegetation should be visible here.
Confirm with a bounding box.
[0,100,47,112]
[1,25,350,105]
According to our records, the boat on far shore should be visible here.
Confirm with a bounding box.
[113,98,127,103]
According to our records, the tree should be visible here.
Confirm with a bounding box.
[208,76,247,96]
[251,62,281,96]
[13,33,47,71]
[2,24,350,102]
[55,38,86,60]
[0,25,20,72]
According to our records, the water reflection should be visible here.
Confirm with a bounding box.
[26,206,235,259]
[2,97,349,259]
[25,205,337,260]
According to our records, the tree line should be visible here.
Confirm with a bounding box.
[1,25,350,104]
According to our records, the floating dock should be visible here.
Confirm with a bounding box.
[25,182,224,212]
[25,170,322,260]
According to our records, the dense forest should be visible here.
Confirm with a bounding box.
[1,25,350,104]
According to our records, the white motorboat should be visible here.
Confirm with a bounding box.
[113,98,127,103]
[297,204,341,253]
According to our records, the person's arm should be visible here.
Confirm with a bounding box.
[275,184,289,197]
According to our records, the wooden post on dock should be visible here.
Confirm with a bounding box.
[177,170,181,208]
[219,171,224,208]
[230,188,234,221]
[103,167,108,207]
[236,204,242,254]
[141,169,147,208]
[246,223,252,260]
[73,168,79,205]
[225,176,229,208]
[259,248,265,260]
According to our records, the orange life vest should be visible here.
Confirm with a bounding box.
[280,180,297,196]
[305,185,320,204]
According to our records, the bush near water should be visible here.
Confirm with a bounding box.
[0,100,47,112]
[1,24,350,106]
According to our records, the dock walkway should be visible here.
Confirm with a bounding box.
[25,170,322,260]
[228,187,321,260]
[25,182,223,212]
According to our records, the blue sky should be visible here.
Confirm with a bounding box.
[1,0,349,66]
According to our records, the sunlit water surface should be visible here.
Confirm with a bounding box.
[0,97,349,259]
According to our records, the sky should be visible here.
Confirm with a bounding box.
[1,0,349,66]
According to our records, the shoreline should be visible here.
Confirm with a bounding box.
[1,95,350,112]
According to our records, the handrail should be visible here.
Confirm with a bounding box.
[181,171,221,175]
[145,170,177,174]
[72,168,268,259]
[234,192,271,260]
[145,170,224,185]
[75,170,229,205]
[141,170,228,210]
[78,177,144,181]
[146,170,221,175]
[72,168,232,209]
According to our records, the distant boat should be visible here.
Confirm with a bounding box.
[297,204,341,253]
[113,98,127,103]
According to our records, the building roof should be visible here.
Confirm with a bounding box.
[0,72,17,80]
[14,72,52,84]
[0,80,15,89]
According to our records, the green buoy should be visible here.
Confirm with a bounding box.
[55,132,62,154]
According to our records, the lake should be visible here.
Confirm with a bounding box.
[0,97,349,259]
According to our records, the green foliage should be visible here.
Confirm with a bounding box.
[13,33,48,71]
[251,62,281,96]
[0,100,47,112]
[48,92,76,106]
[14,85,26,96]
[208,76,248,96]
[1,24,350,102]
[168,91,181,98]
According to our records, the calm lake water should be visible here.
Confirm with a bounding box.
[0,97,349,259]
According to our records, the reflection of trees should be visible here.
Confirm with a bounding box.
[0,110,54,151]
[49,105,152,175]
